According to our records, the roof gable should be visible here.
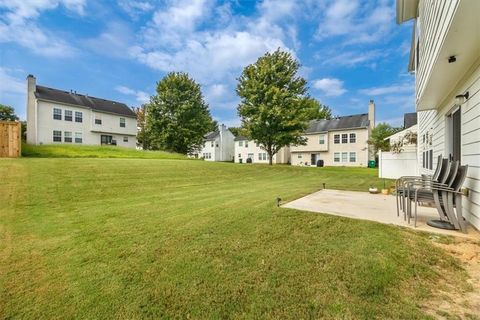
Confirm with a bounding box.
[35,85,136,118]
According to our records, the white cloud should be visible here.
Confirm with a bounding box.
[316,0,395,45]
[313,78,347,97]
[115,85,150,104]
[359,83,413,96]
[0,68,25,95]
[319,49,387,68]
[0,0,85,57]
[84,21,133,58]
[118,1,153,18]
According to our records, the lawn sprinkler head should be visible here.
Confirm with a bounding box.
[276,197,282,207]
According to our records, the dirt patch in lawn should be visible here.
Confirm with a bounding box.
[425,237,480,320]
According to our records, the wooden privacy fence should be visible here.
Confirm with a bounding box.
[0,121,21,157]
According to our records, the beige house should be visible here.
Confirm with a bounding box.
[397,0,480,229]
[234,137,290,164]
[291,101,375,167]
[26,75,137,148]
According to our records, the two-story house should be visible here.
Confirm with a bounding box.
[197,124,235,161]
[26,75,137,148]
[290,100,375,167]
[233,137,290,164]
[397,0,480,229]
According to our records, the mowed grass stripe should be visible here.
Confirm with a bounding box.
[0,157,470,319]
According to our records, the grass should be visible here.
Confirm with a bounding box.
[0,152,469,319]
[21,143,187,160]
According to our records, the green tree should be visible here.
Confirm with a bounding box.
[236,49,317,165]
[303,98,332,120]
[146,72,215,154]
[367,123,401,154]
[0,104,19,121]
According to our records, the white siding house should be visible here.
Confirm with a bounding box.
[397,0,480,229]
[198,124,235,161]
[234,137,290,164]
[26,75,137,148]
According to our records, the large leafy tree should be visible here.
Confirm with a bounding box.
[0,104,19,121]
[304,98,332,120]
[146,72,215,154]
[367,123,401,154]
[237,49,317,165]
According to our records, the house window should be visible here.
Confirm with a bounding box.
[53,108,62,120]
[238,153,241,158]
[349,133,356,143]
[120,118,126,127]
[334,134,340,144]
[258,153,267,161]
[341,152,348,162]
[334,152,340,162]
[53,130,61,142]
[239,141,243,147]
[75,132,82,143]
[123,136,128,142]
[256,142,259,147]
[75,111,83,123]
[64,110,72,121]
[245,141,249,147]
[319,134,325,144]
[64,131,72,143]
[342,134,348,144]
[95,118,102,125]
[349,152,356,162]
[216,143,219,147]
[298,154,302,159]
[211,141,214,147]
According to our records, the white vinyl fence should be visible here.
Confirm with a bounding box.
[378,149,418,179]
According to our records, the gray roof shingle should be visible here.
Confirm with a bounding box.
[305,113,369,134]
[204,131,219,141]
[35,85,136,118]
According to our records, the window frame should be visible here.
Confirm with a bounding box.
[64,131,72,143]
[349,152,356,163]
[64,110,72,121]
[120,117,126,128]
[53,130,62,142]
[334,152,340,162]
[239,141,243,147]
[334,134,340,144]
[349,133,356,143]
[75,111,83,123]
[75,132,82,143]
[319,134,325,145]
[95,118,102,125]
[53,108,62,120]
[341,152,348,162]
[341,134,348,144]
[123,136,128,142]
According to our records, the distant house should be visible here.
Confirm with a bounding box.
[290,100,375,167]
[397,0,480,229]
[234,137,290,164]
[26,75,137,148]
[196,124,235,161]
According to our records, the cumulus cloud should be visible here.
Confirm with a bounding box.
[0,0,85,57]
[313,78,347,97]
[0,67,25,95]
[115,85,150,104]
[84,21,134,58]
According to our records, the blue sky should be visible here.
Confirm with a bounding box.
[0,0,414,127]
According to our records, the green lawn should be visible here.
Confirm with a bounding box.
[21,144,187,159]
[0,155,468,319]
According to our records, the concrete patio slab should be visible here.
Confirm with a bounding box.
[282,189,480,240]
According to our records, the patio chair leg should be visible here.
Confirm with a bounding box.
[455,194,467,233]
[445,193,460,230]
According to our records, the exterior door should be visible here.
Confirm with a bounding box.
[310,154,317,166]
[101,135,112,145]
[448,107,461,163]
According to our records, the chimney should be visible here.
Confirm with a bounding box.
[26,75,37,144]
[368,99,375,130]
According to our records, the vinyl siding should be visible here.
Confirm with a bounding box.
[417,61,480,229]
[416,0,459,103]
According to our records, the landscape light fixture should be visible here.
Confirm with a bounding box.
[448,55,456,63]
[455,91,469,104]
